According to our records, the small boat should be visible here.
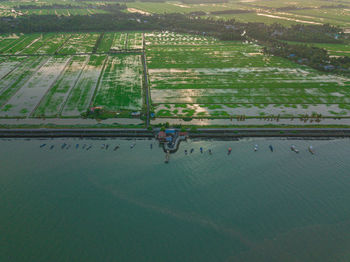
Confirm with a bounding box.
[50,145,54,150]
[101,144,105,149]
[61,143,67,149]
[190,148,194,154]
[269,145,273,152]
[76,144,79,149]
[82,144,86,149]
[106,144,109,150]
[130,143,136,149]
[150,144,153,149]
[184,150,188,155]
[66,145,71,149]
[200,147,203,153]
[86,146,92,151]
[308,146,315,155]
[40,144,46,148]
[228,147,232,155]
[209,149,212,155]
[254,144,258,152]
[114,145,120,151]
[165,150,170,163]
[291,145,299,153]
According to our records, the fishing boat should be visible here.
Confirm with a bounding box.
[308,146,315,154]
[165,150,170,163]
[269,145,273,152]
[291,145,299,153]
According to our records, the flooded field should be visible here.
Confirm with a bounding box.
[0,31,349,126]
[145,34,350,119]
[0,32,145,122]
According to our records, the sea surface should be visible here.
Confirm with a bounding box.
[1,137,350,262]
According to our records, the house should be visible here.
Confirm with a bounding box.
[131,111,141,117]
[324,65,335,71]
[157,131,166,142]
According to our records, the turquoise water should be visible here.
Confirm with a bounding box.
[1,138,350,262]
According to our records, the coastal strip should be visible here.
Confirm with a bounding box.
[0,128,350,138]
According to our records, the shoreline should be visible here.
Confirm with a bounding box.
[1,128,350,138]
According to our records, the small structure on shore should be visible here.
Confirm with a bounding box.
[157,129,189,162]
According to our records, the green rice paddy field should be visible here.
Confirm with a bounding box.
[0,31,349,124]
[0,32,145,119]
[145,32,350,119]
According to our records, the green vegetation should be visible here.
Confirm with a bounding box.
[0,0,349,127]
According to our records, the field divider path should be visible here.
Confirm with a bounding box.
[142,52,151,127]
[88,55,109,108]
[29,56,73,118]
[58,56,90,117]
[125,33,129,50]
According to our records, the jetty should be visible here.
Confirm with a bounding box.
[157,129,188,154]
[157,129,188,162]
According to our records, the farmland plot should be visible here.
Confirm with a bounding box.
[34,55,89,117]
[19,33,53,55]
[0,36,22,53]
[147,36,350,118]
[126,33,143,50]
[93,55,143,111]
[0,56,71,117]
[1,34,41,55]
[0,56,49,107]
[58,33,99,54]
[0,56,25,80]
[62,55,107,116]
[145,32,217,46]
[96,33,115,53]
[146,44,273,69]
[35,33,71,54]
[110,33,127,51]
